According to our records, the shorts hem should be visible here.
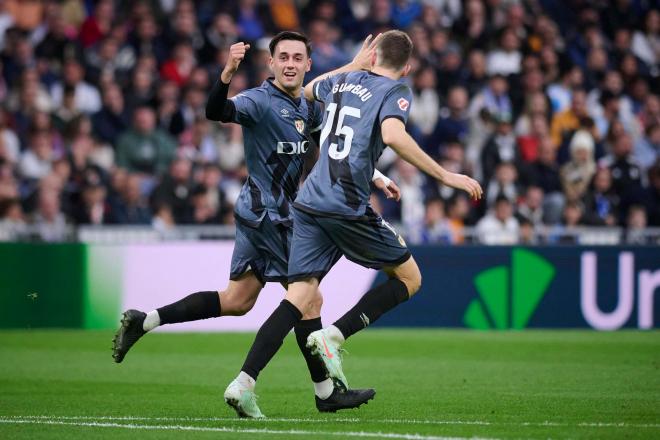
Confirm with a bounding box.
[287,271,328,283]
[230,267,266,285]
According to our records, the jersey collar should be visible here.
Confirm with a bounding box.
[265,78,302,107]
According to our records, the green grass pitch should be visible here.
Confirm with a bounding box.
[0,329,658,439]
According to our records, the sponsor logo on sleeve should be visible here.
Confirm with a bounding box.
[397,97,409,111]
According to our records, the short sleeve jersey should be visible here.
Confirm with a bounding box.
[295,71,412,218]
[229,80,323,227]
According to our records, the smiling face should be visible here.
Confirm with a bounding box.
[270,39,311,96]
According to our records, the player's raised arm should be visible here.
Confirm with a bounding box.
[382,118,483,201]
[303,34,383,101]
[206,42,250,122]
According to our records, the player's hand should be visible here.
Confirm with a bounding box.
[221,42,251,82]
[374,177,401,201]
[442,172,483,201]
[351,33,383,71]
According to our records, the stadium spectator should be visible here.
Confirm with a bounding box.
[582,167,620,226]
[78,0,113,48]
[634,124,660,172]
[50,59,102,114]
[115,106,176,175]
[416,197,451,244]
[481,113,518,184]
[600,133,644,201]
[476,195,519,245]
[425,85,468,154]
[33,187,70,242]
[409,65,439,140]
[624,204,650,244]
[160,41,197,87]
[631,9,659,68]
[528,138,564,224]
[484,161,519,210]
[150,157,193,224]
[92,83,130,145]
[111,173,151,224]
[517,185,545,228]
[19,130,53,181]
[560,130,597,202]
[550,89,588,150]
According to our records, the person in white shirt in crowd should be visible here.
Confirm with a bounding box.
[476,194,520,245]
[50,59,102,114]
[486,27,522,76]
[19,131,54,180]
[409,65,440,138]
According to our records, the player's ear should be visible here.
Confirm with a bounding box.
[306,56,312,72]
[269,56,274,71]
[401,63,412,77]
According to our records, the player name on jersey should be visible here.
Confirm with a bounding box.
[331,82,373,102]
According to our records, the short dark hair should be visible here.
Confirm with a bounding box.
[377,30,413,70]
[269,31,312,57]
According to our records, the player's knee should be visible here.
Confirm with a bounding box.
[308,291,323,316]
[408,269,422,296]
[400,267,422,297]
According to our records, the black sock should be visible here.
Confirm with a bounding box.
[294,318,327,383]
[333,278,409,340]
[241,299,302,380]
[157,291,221,325]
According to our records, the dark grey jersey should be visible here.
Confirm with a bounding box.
[229,80,323,226]
[295,71,413,218]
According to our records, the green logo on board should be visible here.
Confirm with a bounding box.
[463,249,556,329]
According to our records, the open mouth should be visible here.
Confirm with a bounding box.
[283,72,296,79]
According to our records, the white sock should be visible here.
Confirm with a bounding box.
[314,378,334,400]
[326,325,346,344]
[142,310,161,332]
[237,371,256,390]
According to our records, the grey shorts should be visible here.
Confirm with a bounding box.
[288,206,411,283]
[230,216,291,284]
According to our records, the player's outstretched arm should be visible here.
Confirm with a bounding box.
[206,42,250,121]
[303,34,383,101]
[382,118,483,200]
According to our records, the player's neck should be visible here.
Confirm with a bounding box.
[272,78,302,99]
[371,66,401,80]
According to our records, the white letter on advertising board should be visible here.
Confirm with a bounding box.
[581,252,634,330]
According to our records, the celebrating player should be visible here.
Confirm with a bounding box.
[225,30,483,409]
[112,31,399,418]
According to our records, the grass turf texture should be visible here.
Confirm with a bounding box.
[0,329,658,439]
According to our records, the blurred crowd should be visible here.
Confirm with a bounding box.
[0,0,658,244]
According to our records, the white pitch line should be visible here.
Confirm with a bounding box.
[0,418,496,440]
[6,415,660,429]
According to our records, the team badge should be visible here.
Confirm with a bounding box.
[294,119,305,134]
[397,98,409,111]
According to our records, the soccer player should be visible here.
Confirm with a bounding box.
[224,30,482,409]
[112,31,399,417]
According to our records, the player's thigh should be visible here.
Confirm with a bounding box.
[230,222,268,285]
[318,214,411,273]
[246,217,290,284]
[383,255,422,297]
[288,208,342,283]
